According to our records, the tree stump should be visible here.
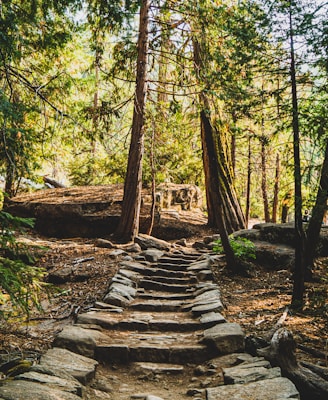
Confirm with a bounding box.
[257,328,328,400]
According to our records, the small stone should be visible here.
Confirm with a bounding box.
[124,243,142,253]
[91,378,113,393]
[109,249,127,258]
[194,365,207,376]
[141,249,164,262]
[202,323,245,354]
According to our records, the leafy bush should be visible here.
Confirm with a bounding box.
[213,236,256,261]
[0,211,48,318]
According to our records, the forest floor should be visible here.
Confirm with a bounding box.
[0,208,327,378]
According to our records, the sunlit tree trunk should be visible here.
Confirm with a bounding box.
[201,108,238,271]
[115,0,149,242]
[245,136,252,227]
[260,135,270,223]
[193,39,245,236]
[289,4,306,308]
[272,153,280,223]
[304,141,328,280]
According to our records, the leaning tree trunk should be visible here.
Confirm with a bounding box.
[200,106,245,233]
[201,109,238,271]
[115,0,149,242]
[304,140,328,280]
[193,38,245,234]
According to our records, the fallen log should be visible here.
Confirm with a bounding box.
[257,328,328,400]
[43,176,66,188]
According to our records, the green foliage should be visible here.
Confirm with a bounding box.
[0,211,48,318]
[213,236,256,262]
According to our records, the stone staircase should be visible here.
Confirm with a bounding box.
[0,246,300,400]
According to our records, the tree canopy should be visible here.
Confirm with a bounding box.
[1,0,328,305]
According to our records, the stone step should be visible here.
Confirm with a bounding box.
[77,310,206,331]
[139,275,197,285]
[158,253,200,264]
[130,299,184,312]
[94,330,216,364]
[206,376,300,400]
[142,267,195,279]
[121,263,194,279]
[137,290,195,301]
[139,278,194,292]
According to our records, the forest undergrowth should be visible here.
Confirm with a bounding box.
[0,211,327,372]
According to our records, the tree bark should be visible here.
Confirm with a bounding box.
[245,136,252,227]
[193,37,245,234]
[257,328,328,400]
[114,0,149,242]
[289,5,306,308]
[260,136,270,222]
[304,140,328,280]
[272,153,280,223]
[201,109,238,271]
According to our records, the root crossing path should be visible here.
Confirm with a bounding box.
[0,246,300,400]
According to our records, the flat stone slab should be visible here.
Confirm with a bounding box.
[0,380,81,400]
[53,325,108,358]
[202,323,245,354]
[137,291,194,301]
[131,299,184,312]
[187,259,211,271]
[135,235,171,251]
[94,330,214,364]
[199,312,226,325]
[141,275,196,285]
[15,371,82,396]
[158,256,193,265]
[191,300,224,316]
[77,310,203,331]
[139,279,192,292]
[107,282,137,299]
[206,377,300,399]
[40,347,98,385]
[223,363,281,384]
[132,362,184,375]
[141,249,164,262]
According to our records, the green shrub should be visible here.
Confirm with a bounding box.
[213,236,256,261]
[0,211,48,318]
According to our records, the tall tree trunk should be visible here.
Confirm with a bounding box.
[289,5,305,308]
[201,109,238,271]
[146,118,156,235]
[193,38,245,234]
[4,162,15,199]
[261,136,270,222]
[272,153,280,223]
[245,136,252,227]
[115,0,149,242]
[92,48,100,156]
[304,141,328,280]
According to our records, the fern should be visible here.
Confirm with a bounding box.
[213,235,256,261]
